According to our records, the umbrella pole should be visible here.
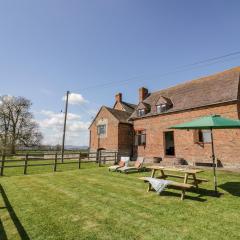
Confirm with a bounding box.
[210,128,218,192]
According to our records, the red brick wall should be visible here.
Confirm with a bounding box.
[89,107,134,156]
[118,123,133,156]
[133,102,240,167]
[89,107,119,151]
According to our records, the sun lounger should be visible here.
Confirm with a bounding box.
[108,156,130,171]
[117,157,145,173]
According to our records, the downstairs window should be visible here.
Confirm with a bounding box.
[195,130,212,143]
[135,130,146,146]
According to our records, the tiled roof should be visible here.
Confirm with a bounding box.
[130,67,240,119]
[136,102,151,110]
[106,107,133,124]
[121,101,137,113]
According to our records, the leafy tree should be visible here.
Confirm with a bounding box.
[0,95,42,154]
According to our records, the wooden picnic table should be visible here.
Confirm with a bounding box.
[140,166,208,200]
[148,166,206,189]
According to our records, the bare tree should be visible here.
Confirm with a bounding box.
[0,96,43,154]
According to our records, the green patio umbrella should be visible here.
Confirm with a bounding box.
[169,115,240,192]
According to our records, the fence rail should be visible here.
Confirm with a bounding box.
[0,151,118,176]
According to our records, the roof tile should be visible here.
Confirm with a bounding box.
[130,67,240,119]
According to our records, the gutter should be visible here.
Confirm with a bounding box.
[129,99,239,121]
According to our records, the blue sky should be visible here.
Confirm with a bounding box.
[1,0,240,146]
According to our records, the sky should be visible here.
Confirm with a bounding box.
[1,0,240,146]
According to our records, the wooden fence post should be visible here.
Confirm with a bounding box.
[78,152,81,169]
[0,154,5,176]
[54,153,57,172]
[98,151,101,167]
[24,153,28,175]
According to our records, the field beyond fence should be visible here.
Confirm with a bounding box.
[0,151,118,176]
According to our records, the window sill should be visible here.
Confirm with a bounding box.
[98,135,107,138]
[195,141,212,144]
[164,155,176,158]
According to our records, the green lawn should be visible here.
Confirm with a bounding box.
[0,165,240,240]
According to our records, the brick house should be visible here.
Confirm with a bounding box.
[89,93,136,156]
[89,67,240,167]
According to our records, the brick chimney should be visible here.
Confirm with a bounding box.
[139,87,148,102]
[115,92,122,102]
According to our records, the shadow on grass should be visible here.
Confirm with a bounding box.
[218,182,240,196]
[159,190,207,202]
[118,168,151,174]
[0,184,30,240]
[0,219,8,240]
[150,187,222,201]
[192,187,223,199]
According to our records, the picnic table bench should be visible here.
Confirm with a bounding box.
[139,177,194,200]
[140,166,208,200]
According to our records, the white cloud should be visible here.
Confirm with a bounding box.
[37,110,90,146]
[62,93,88,105]
[87,109,98,115]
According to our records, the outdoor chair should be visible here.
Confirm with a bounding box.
[108,156,130,172]
[117,157,145,173]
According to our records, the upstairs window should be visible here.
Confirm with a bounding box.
[156,104,167,114]
[155,96,172,114]
[195,130,212,143]
[135,130,146,146]
[97,124,106,135]
[137,109,145,117]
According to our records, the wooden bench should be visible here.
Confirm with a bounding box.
[139,177,194,200]
[194,162,215,167]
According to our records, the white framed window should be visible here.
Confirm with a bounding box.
[156,104,167,113]
[97,124,106,135]
[135,130,146,146]
[137,109,145,117]
[195,130,212,143]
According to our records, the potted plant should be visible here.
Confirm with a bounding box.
[153,157,162,163]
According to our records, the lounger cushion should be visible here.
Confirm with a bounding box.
[119,160,125,167]
[134,161,141,168]
[108,165,120,171]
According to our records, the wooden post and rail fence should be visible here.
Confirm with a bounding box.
[0,151,118,176]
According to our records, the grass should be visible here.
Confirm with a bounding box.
[0,165,240,240]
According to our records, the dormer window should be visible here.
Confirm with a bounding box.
[137,109,145,117]
[156,104,167,114]
[136,102,150,117]
[155,96,173,114]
